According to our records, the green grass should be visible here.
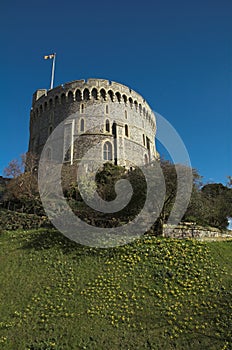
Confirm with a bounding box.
[0,229,231,349]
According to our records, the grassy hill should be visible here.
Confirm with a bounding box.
[0,229,231,349]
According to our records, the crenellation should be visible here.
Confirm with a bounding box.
[29,78,158,167]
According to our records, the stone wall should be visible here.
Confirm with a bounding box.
[28,79,159,167]
[163,223,232,239]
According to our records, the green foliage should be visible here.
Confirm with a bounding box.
[0,209,50,231]
[0,229,231,349]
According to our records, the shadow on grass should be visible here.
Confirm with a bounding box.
[19,228,123,258]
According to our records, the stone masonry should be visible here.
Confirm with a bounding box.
[28,79,159,168]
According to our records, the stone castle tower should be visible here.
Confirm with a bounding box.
[28,79,158,168]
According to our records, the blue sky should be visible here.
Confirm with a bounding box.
[0,0,231,184]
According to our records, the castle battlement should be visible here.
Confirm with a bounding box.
[29,78,158,168]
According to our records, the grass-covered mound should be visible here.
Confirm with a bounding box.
[0,229,231,349]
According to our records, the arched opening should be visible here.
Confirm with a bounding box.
[40,105,43,114]
[100,89,106,100]
[122,94,127,104]
[55,95,59,106]
[125,124,129,137]
[105,105,109,114]
[134,100,138,110]
[129,97,133,108]
[108,90,114,102]
[68,91,73,103]
[75,89,82,102]
[80,118,85,132]
[115,92,121,103]
[125,110,127,119]
[103,141,113,161]
[105,119,110,132]
[91,88,98,100]
[83,88,90,101]
[44,101,48,111]
[139,104,142,114]
[61,93,66,104]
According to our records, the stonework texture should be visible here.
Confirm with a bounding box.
[28,78,158,167]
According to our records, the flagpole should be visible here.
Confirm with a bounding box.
[50,53,56,90]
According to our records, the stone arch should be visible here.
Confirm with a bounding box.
[115,92,121,102]
[44,101,48,111]
[108,90,114,102]
[61,93,66,104]
[55,95,59,106]
[139,104,142,114]
[91,88,98,100]
[39,104,43,114]
[83,88,90,101]
[68,91,74,103]
[75,89,82,102]
[134,100,138,110]
[128,97,133,108]
[143,107,146,116]
[100,88,106,101]
[122,94,127,104]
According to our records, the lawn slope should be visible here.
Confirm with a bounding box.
[0,229,231,350]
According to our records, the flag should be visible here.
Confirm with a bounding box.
[44,54,55,60]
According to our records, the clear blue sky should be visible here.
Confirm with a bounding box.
[0,0,231,184]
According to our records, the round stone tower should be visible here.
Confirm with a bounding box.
[28,78,158,168]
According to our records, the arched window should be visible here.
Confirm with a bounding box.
[75,89,82,102]
[105,119,110,132]
[108,90,114,102]
[125,124,129,137]
[44,101,48,111]
[55,96,59,105]
[115,92,121,102]
[61,93,66,104]
[83,88,90,101]
[129,97,133,108]
[91,88,98,100]
[68,91,73,103]
[103,141,113,161]
[122,94,127,104]
[80,118,85,132]
[105,104,109,114]
[100,89,106,100]
[125,110,127,119]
